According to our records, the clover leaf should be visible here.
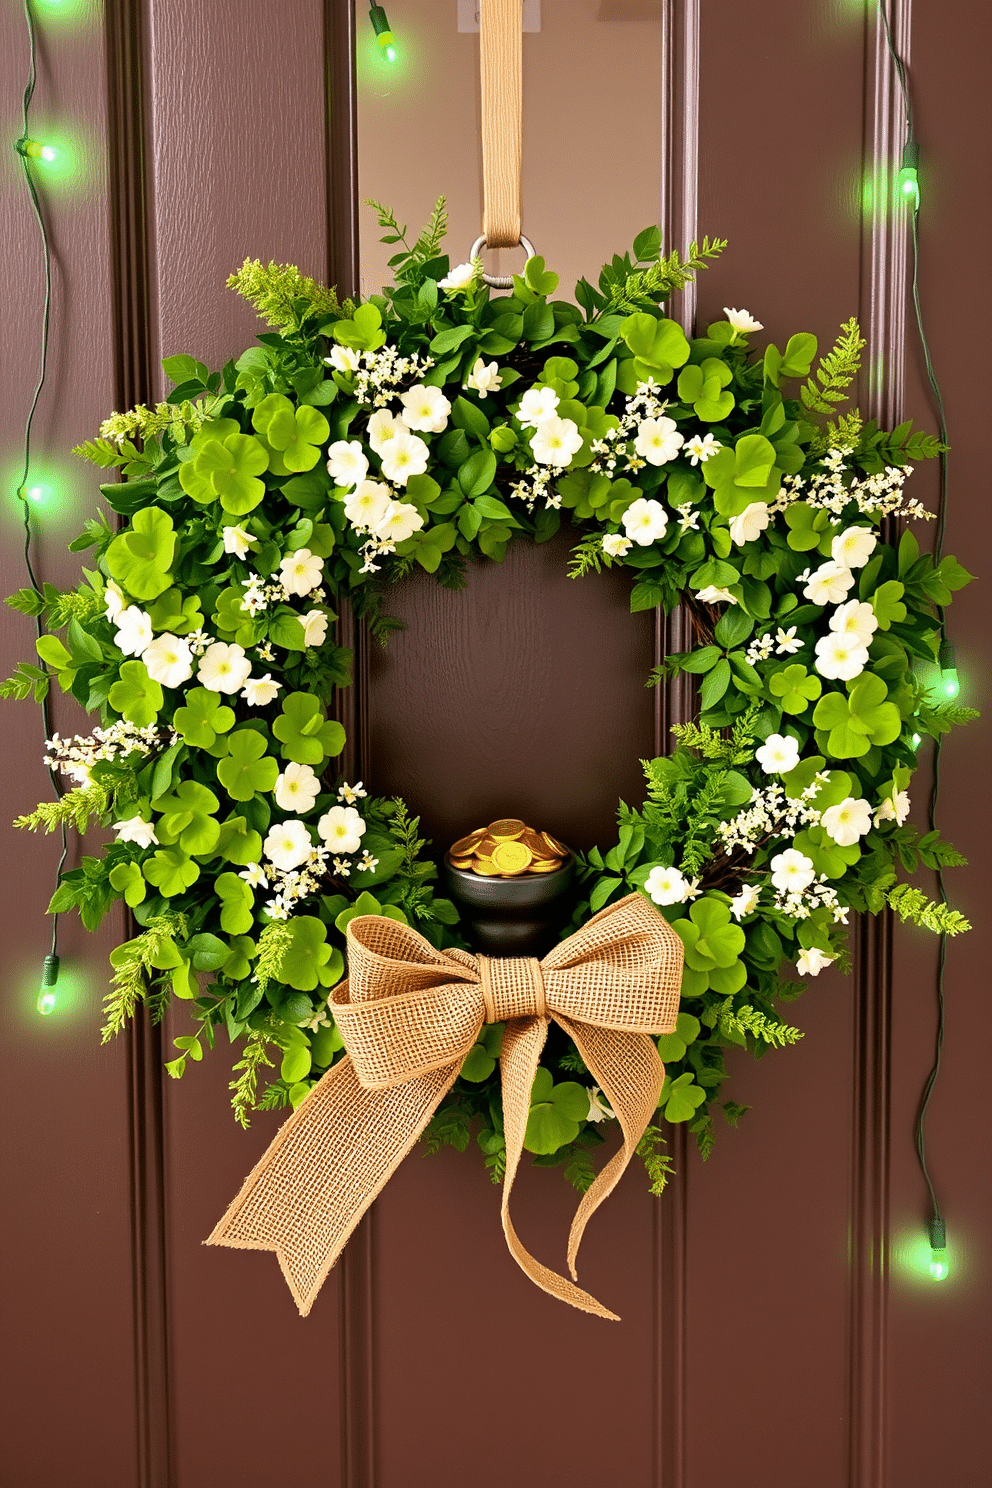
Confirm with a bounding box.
[146,587,203,635]
[105,506,176,600]
[272,692,346,765]
[871,579,907,630]
[659,1072,707,1123]
[216,729,280,801]
[252,394,330,475]
[108,661,163,727]
[173,687,236,748]
[673,897,746,971]
[812,674,901,759]
[143,847,200,898]
[329,302,386,352]
[215,872,255,934]
[280,915,334,992]
[333,891,408,933]
[311,1017,345,1068]
[222,935,256,982]
[784,501,831,552]
[179,433,269,515]
[523,1068,589,1155]
[770,664,822,715]
[216,814,263,865]
[657,1011,702,1062]
[792,825,861,879]
[677,358,735,422]
[153,779,221,855]
[702,435,779,515]
[109,860,147,908]
[619,312,690,386]
[460,1023,504,1083]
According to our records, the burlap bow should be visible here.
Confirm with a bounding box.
[208,893,683,1319]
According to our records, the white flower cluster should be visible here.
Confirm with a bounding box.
[342,344,435,408]
[716,780,824,856]
[249,789,375,920]
[778,449,934,521]
[327,402,436,571]
[771,873,847,925]
[45,720,173,784]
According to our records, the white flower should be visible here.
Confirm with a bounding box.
[466,358,502,398]
[242,673,282,707]
[695,585,737,605]
[301,609,328,648]
[338,780,368,804]
[357,851,379,872]
[366,409,408,457]
[775,626,803,655]
[326,345,360,374]
[531,415,583,467]
[222,525,258,559]
[399,382,451,434]
[729,883,761,921]
[186,628,211,656]
[113,815,158,849]
[238,862,268,889]
[797,947,835,977]
[438,261,477,291]
[379,429,430,485]
[516,386,560,427]
[821,796,873,846]
[829,599,878,645]
[317,805,367,854]
[197,641,252,695]
[274,761,321,813]
[375,500,425,544]
[344,479,392,532]
[634,416,684,466]
[803,561,855,605]
[645,864,692,906]
[622,497,669,546]
[729,501,771,545]
[755,733,801,775]
[874,789,911,827]
[114,606,153,658]
[814,631,869,682]
[770,848,816,893]
[586,1086,616,1123]
[104,581,126,623]
[831,526,877,570]
[326,440,369,490]
[685,433,721,466]
[602,533,633,558]
[263,819,315,872]
[303,1003,333,1032]
[142,632,194,689]
[280,547,324,597]
[724,307,764,334]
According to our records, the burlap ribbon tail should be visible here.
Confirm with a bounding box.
[207,894,683,1320]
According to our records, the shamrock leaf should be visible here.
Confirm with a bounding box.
[311,1016,345,1068]
[215,871,255,934]
[812,674,901,759]
[333,891,408,933]
[871,579,907,630]
[459,1023,504,1083]
[673,897,746,971]
[792,825,861,879]
[108,661,163,727]
[216,728,280,801]
[784,501,831,552]
[153,779,221,856]
[769,663,822,715]
[109,860,147,908]
[143,847,200,898]
[523,1068,589,1155]
[523,253,559,297]
[272,692,346,765]
[179,433,269,515]
[702,435,779,516]
[105,506,176,600]
[173,687,236,748]
[146,587,204,635]
[252,394,330,475]
[677,358,735,422]
[619,312,690,386]
[216,814,263,865]
[222,935,256,982]
[329,302,386,352]
[281,1034,312,1085]
[659,1072,707,1123]
[280,915,334,991]
[656,1011,701,1063]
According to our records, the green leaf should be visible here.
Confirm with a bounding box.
[430,324,474,355]
[280,915,332,991]
[105,507,176,600]
[179,433,269,515]
[657,1011,701,1062]
[108,661,163,727]
[272,692,345,765]
[812,673,901,759]
[660,1072,707,1123]
[253,393,330,475]
[109,860,147,908]
[216,729,280,801]
[332,302,385,351]
[216,815,263,865]
[871,580,907,630]
[173,687,236,748]
[458,448,497,498]
[524,1069,589,1154]
[153,779,221,854]
[143,848,200,898]
[216,871,255,934]
[524,253,559,296]
[769,664,822,715]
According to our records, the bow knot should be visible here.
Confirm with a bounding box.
[209,894,684,1320]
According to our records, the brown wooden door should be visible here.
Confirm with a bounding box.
[2,3,989,1485]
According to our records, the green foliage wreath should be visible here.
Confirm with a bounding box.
[6,197,976,1192]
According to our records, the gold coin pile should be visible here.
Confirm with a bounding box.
[447,818,570,878]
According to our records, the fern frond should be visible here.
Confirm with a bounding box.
[15,784,110,835]
[229,1026,276,1128]
[411,195,448,262]
[887,884,970,936]
[421,1106,471,1155]
[253,920,293,992]
[603,237,726,314]
[721,1003,803,1048]
[636,1123,676,1196]
[101,913,188,1042]
[227,258,344,330]
[915,695,980,738]
[567,534,608,579]
[800,317,865,416]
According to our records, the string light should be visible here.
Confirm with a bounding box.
[938,638,960,700]
[17,136,58,163]
[927,1216,949,1281]
[368,4,397,62]
[898,140,920,209]
[37,953,59,1016]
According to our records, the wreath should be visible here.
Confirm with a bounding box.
[7,197,976,1200]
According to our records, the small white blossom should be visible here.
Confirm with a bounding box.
[438,261,477,291]
[645,864,693,906]
[724,307,763,334]
[280,548,324,597]
[238,862,269,889]
[326,440,369,491]
[197,641,252,695]
[115,606,153,658]
[729,883,761,920]
[242,673,282,707]
[586,1086,616,1123]
[831,526,877,570]
[142,632,194,689]
[516,387,560,427]
[797,947,835,977]
[326,345,360,374]
[303,1002,333,1032]
[695,585,737,605]
[821,796,873,846]
[770,848,817,893]
[634,416,683,466]
[263,819,315,872]
[684,433,721,465]
[301,609,328,648]
[803,561,856,606]
[104,581,126,623]
[622,497,669,546]
[274,762,321,813]
[222,525,258,560]
[814,631,869,682]
[676,502,701,532]
[775,626,803,655]
[531,415,583,467]
[332,856,352,877]
[466,358,502,398]
[338,781,368,804]
[755,734,801,775]
[874,789,911,827]
[379,429,430,485]
[357,850,379,872]
[729,501,771,546]
[602,533,632,558]
[399,382,451,434]
[318,805,367,854]
[113,815,158,849]
[344,479,392,531]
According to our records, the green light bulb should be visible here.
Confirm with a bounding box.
[898,166,919,208]
[938,639,959,700]
[369,5,397,61]
[37,953,59,1016]
[17,137,58,164]
[928,1248,949,1281]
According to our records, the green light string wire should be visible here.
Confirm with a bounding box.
[879,0,949,1249]
[16,0,68,965]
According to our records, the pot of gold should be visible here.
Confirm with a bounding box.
[443,818,574,956]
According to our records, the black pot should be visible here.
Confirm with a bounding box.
[443,853,575,957]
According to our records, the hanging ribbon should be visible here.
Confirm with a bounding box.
[208,894,683,1320]
[480,0,523,248]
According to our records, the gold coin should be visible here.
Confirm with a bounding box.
[521,828,549,856]
[491,840,533,874]
[472,858,504,876]
[527,858,562,873]
[473,836,499,859]
[540,831,568,858]
[488,818,526,841]
[450,828,486,857]
[448,855,474,871]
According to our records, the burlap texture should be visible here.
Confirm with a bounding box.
[208,893,683,1319]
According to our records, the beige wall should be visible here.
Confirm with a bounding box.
[357,0,663,299]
